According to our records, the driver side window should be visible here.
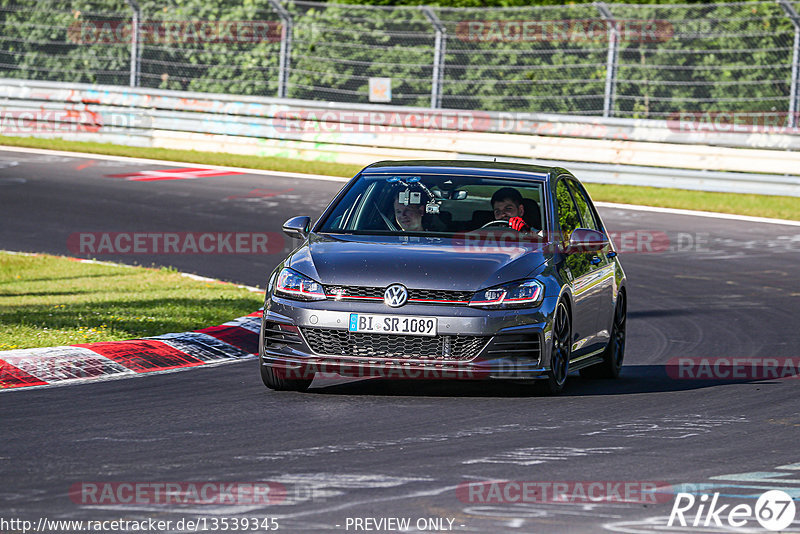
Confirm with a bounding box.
[567,180,600,232]
[556,179,581,244]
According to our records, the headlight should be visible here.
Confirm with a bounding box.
[469,279,544,309]
[274,268,326,301]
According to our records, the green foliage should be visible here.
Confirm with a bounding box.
[0,0,793,117]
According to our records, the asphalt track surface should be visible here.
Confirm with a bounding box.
[2,149,799,533]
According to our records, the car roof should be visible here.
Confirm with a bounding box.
[362,160,562,181]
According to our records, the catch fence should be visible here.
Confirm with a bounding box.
[2,0,799,120]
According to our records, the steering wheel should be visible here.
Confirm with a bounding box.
[479,219,512,229]
[374,201,399,231]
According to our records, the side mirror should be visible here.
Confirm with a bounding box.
[567,228,608,253]
[282,216,311,239]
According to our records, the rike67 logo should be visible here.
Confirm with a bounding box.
[668,490,796,531]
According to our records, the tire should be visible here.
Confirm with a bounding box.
[581,291,626,379]
[259,361,313,392]
[258,322,313,392]
[537,300,571,395]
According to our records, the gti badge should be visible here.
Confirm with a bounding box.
[384,284,408,307]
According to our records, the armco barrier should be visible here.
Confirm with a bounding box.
[1,78,799,196]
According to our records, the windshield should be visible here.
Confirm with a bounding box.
[317,174,545,237]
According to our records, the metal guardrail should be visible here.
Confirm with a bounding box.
[1,78,799,196]
[5,0,800,121]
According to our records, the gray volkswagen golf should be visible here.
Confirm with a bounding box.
[259,160,626,394]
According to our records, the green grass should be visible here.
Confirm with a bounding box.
[583,183,800,221]
[0,252,263,350]
[2,135,798,221]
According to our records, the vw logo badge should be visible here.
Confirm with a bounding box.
[384,284,408,308]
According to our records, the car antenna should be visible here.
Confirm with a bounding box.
[493,157,496,162]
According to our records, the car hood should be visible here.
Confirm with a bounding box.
[286,233,548,291]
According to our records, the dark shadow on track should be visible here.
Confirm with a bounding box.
[628,309,701,319]
[297,364,792,398]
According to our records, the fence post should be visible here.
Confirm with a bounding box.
[268,0,292,99]
[125,0,141,87]
[595,2,618,118]
[779,0,800,128]
[421,6,446,109]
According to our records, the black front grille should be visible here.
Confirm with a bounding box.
[262,322,303,347]
[324,285,472,305]
[325,285,384,299]
[301,327,488,361]
[409,289,473,304]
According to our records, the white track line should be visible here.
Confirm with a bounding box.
[178,272,261,293]
[2,144,798,226]
[594,202,800,227]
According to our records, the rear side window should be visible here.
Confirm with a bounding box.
[567,180,600,232]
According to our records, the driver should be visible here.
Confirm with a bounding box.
[491,187,530,232]
[394,199,425,232]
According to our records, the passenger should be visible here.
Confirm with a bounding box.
[491,187,530,232]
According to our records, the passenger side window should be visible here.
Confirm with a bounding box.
[567,180,600,232]
[556,179,581,244]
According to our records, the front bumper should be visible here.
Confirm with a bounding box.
[259,296,557,381]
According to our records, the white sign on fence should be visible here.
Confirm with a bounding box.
[369,77,391,103]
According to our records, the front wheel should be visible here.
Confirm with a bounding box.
[581,292,626,379]
[258,324,314,391]
[537,300,571,395]
[260,360,313,391]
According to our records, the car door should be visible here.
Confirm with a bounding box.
[567,179,615,350]
[554,177,598,358]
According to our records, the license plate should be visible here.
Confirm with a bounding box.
[348,314,437,336]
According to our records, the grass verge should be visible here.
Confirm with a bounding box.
[0,252,262,350]
[1,135,798,221]
[584,183,800,221]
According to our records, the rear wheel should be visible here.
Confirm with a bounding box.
[537,300,571,395]
[581,291,626,379]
